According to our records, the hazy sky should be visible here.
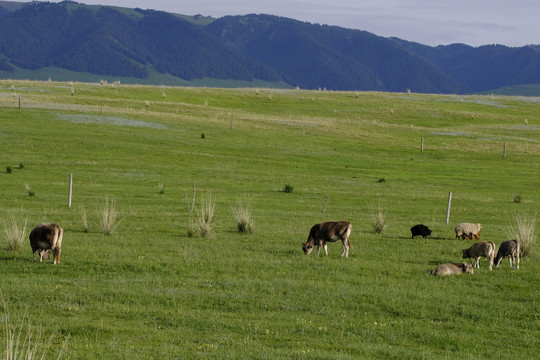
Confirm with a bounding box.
[50,0,539,47]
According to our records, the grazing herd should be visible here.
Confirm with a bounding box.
[300,220,522,275]
[27,219,521,275]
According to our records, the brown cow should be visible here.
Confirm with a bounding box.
[494,240,520,270]
[29,223,63,264]
[302,221,351,257]
[462,241,496,270]
[432,262,474,276]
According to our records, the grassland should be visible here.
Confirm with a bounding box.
[0,80,539,359]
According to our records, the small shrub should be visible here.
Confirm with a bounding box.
[2,215,27,251]
[18,162,24,169]
[99,197,123,236]
[506,213,537,257]
[283,184,294,193]
[378,178,386,183]
[158,183,165,194]
[6,166,12,174]
[370,206,388,234]
[25,184,35,197]
[232,202,255,234]
[201,133,205,139]
[513,194,522,203]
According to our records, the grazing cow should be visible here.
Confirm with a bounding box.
[29,223,63,264]
[433,262,474,276]
[494,240,520,269]
[455,223,482,240]
[462,241,496,270]
[302,221,351,258]
[410,224,432,239]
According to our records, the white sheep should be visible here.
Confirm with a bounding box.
[454,223,482,239]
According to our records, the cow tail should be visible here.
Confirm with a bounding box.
[346,223,352,250]
[50,225,59,250]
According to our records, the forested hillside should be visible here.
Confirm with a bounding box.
[1,1,539,93]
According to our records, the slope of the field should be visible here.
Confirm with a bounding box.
[0,81,539,359]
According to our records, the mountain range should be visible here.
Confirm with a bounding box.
[1,1,539,94]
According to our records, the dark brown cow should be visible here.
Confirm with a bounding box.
[494,240,520,270]
[29,223,63,264]
[302,221,351,258]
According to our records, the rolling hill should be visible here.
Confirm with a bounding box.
[1,1,540,94]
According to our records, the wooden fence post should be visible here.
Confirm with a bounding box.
[421,137,424,152]
[446,191,452,225]
[68,173,73,208]
[503,141,507,157]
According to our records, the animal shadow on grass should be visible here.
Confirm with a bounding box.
[396,235,448,241]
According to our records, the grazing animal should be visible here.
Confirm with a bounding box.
[455,223,482,240]
[494,240,520,269]
[302,221,351,258]
[29,223,63,264]
[462,241,496,270]
[433,262,474,276]
[410,224,432,239]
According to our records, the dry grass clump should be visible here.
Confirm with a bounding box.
[506,213,537,256]
[2,292,69,359]
[2,215,27,251]
[188,197,215,238]
[99,197,123,236]
[370,204,388,234]
[232,202,255,234]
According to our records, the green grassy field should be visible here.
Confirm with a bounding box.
[1,80,539,359]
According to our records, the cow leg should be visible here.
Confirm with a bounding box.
[33,250,37,262]
[488,257,493,271]
[53,247,60,265]
[341,240,349,258]
[474,257,480,268]
[509,256,513,269]
[323,242,328,256]
[516,252,520,270]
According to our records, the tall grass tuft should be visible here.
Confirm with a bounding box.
[99,197,123,236]
[81,206,89,233]
[2,215,27,251]
[506,213,537,256]
[232,202,255,234]
[25,184,35,197]
[2,292,69,359]
[370,204,388,234]
[188,197,215,238]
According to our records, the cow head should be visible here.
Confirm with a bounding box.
[461,262,474,274]
[39,249,50,261]
[302,242,313,255]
